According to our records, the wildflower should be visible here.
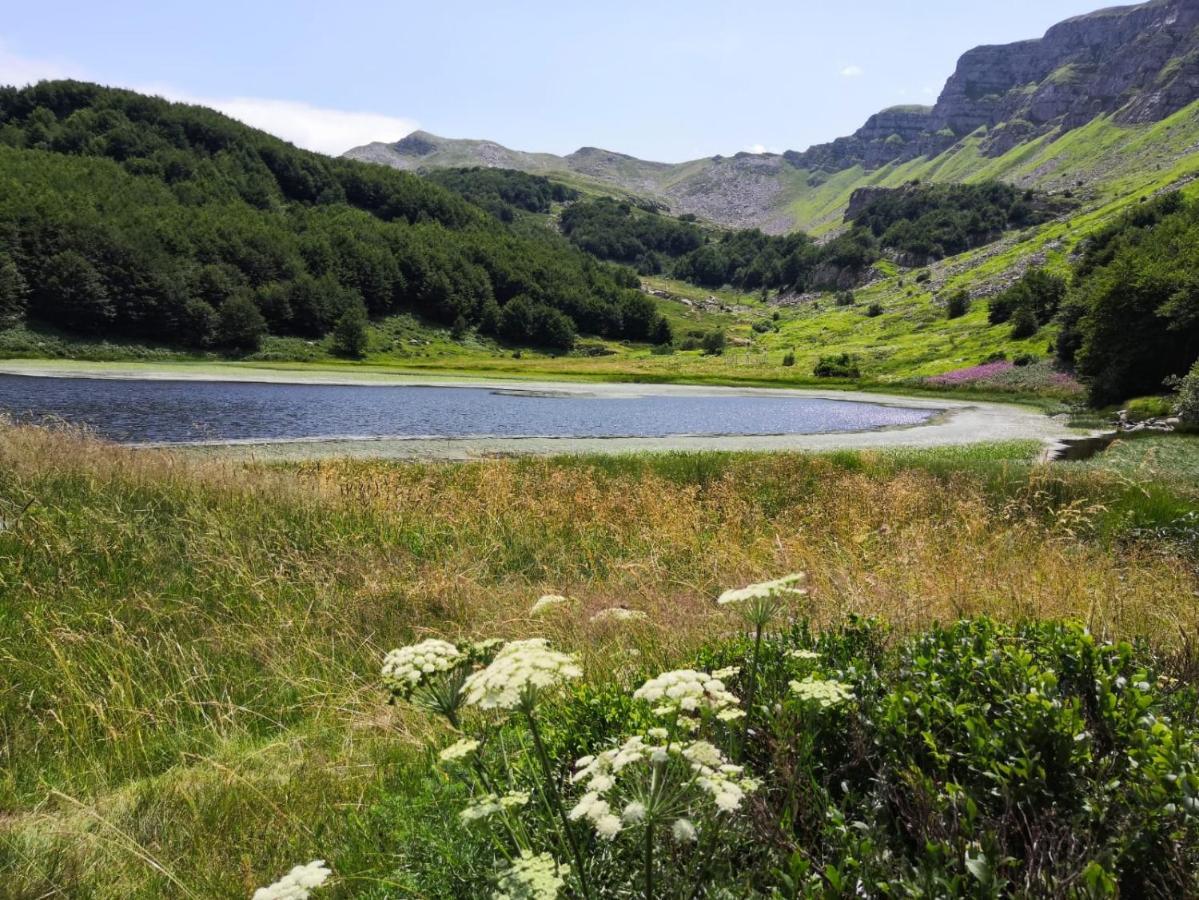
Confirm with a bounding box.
[712,666,741,680]
[460,794,504,823]
[622,800,647,823]
[381,639,463,699]
[252,860,331,900]
[789,649,821,661]
[493,851,570,900]
[790,676,854,709]
[671,818,698,843]
[463,640,582,711]
[647,727,668,740]
[594,813,623,839]
[530,594,571,616]
[500,791,530,809]
[633,669,744,726]
[717,573,807,607]
[438,738,480,764]
[590,607,648,624]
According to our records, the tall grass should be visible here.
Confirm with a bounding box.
[0,425,1195,897]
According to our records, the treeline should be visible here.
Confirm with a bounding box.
[424,167,578,222]
[0,81,669,351]
[850,181,1062,262]
[1055,192,1199,406]
[977,192,1199,405]
[559,197,877,293]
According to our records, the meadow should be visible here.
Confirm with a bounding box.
[1,424,1197,897]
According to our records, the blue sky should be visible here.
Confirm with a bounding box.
[2,0,1109,160]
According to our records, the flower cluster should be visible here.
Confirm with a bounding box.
[252,860,331,900]
[569,734,758,842]
[438,738,480,764]
[590,607,647,624]
[530,594,571,616]
[633,669,744,728]
[463,639,582,711]
[460,791,531,824]
[789,649,821,661]
[381,639,463,700]
[790,676,854,709]
[717,573,807,607]
[493,851,569,900]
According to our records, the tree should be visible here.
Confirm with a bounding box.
[701,330,726,356]
[1010,303,1039,340]
[216,294,267,352]
[944,290,970,320]
[179,298,218,347]
[650,317,673,346]
[331,301,369,358]
[0,253,29,328]
[32,251,114,332]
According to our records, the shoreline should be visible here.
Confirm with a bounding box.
[0,358,1089,459]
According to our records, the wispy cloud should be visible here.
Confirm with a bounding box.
[0,41,416,156]
[159,91,418,155]
[745,143,782,155]
[840,65,865,78]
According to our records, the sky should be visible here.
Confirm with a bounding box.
[1,0,1111,161]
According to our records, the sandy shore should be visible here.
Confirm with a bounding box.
[0,359,1086,460]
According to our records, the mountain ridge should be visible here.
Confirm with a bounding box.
[344,0,1199,233]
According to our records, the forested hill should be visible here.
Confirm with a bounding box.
[0,81,670,352]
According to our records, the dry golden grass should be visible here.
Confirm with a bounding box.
[1,425,1195,896]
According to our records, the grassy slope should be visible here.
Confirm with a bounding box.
[1,427,1196,896]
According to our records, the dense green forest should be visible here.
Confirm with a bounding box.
[556,182,1055,296]
[1053,192,1199,405]
[0,81,669,351]
[849,181,1064,261]
[423,167,579,222]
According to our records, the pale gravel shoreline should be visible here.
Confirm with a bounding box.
[0,359,1090,460]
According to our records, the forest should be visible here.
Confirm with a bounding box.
[0,81,670,352]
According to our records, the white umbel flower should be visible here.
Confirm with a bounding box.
[717,573,807,606]
[789,649,821,661]
[633,669,744,725]
[790,677,854,709]
[252,860,331,900]
[463,640,582,711]
[530,594,571,616]
[590,607,648,624]
[671,818,698,843]
[438,738,480,763]
[494,851,569,900]
[381,639,463,698]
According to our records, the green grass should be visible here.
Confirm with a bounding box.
[1,424,1197,895]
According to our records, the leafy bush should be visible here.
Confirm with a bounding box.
[782,351,796,368]
[813,353,861,378]
[701,330,727,356]
[835,290,856,307]
[360,601,1199,899]
[865,302,884,318]
[1178,361,1199,429]
[944,289,970,320]
[1010,302,1039,339]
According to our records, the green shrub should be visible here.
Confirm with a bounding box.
[701,330,727,356]
[782,351,796,368]
[865,302,884,318]
[944,289,970,320]
[1177,361,1199,429]
[835,290,856,307]
[1010,303,1039,339]
[375,613,1199,899]
[813,353,861,378]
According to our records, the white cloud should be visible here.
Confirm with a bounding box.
[745,143,782,155]
[840,65,865,78]
[0,40,84,85]
[0,41,416,156]
[159,92,418,155]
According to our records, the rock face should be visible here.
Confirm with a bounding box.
[343,0,1199,231]
[788,0,1199,171]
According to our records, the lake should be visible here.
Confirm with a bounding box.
[0,375,935,444]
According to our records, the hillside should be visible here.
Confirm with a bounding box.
[346,0,1199,233]
[0,81,670,353]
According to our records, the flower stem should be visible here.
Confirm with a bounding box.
[525,709,593,900]
[644,820,654,900]
[740,619,765,758]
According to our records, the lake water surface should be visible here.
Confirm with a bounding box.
[0,375,935,444]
